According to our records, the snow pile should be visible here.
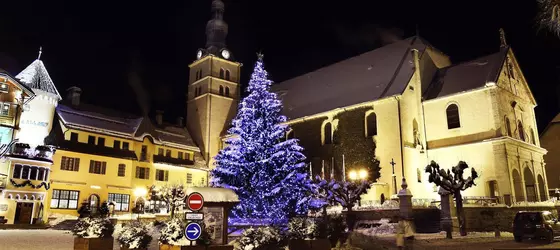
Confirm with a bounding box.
[48,213,78,226]
[72,217,114,238]
[117,221,153,249]
[233,227,283,250]
[288,217,318,240]
[184,187,239,203]
[356,219,396,236]
[111,213,157,220]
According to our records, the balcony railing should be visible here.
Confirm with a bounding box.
[152,154,195,167]
[8,143,54,163]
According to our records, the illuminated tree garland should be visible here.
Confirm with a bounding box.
[10,179,51,190]
[211,54,313,223]
[537,0,560,36]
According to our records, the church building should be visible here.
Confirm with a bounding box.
[272,30,548,205]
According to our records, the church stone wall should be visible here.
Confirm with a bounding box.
[542,123,560,192]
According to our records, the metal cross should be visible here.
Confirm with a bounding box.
[390,158,396,174]
[37,46,43,60]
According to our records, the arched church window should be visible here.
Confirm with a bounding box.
[225,70,231,81]
[323,123,332,145]
[219,68,225,79]
[219,85,224,96]
[225,87,230,97]
[530,128,536,145]
[366,113,377,137]
[446,104,460,129]
[518,121,525,141]
[505,117,512,137]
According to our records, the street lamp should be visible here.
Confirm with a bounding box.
[348,170,358,180]
[358,169,368,180]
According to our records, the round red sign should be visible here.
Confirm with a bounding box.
[187,192,204,211]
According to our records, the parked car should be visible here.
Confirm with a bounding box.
[513,211,559,243]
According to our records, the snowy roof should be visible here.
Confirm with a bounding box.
[272,36,429,120]
[184,187,239,203]
[16,59,62,100]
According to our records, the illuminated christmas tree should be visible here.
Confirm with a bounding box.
[211,54,312,223]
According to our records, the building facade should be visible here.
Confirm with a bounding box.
[542,113,560,197]
[272,33,548,205]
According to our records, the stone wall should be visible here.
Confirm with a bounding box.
[348,207,440,233]
[463,206,559,232]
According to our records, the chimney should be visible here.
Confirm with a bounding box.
[177,117,184,127]
[66,87,82,106]
[156,110,163,125]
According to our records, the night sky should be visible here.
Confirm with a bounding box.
[0,0,558,131]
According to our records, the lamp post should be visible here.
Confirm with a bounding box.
[349,168,368,207]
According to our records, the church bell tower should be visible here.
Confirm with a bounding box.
[186,0,241,168]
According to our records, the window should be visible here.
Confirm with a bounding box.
[225,70,231,81]
[38,168,45,180]
[30,167,38,180]
[135,166,150,179]
[21,165,29,179]
[530,128,536,145]
[140,145,148,161]
[187,173,193,184]
[89,160,107,175]
[225,87,230,97]
[518,121,525,141]
[97,137,105,146]
[158,148,164,155]
[505,117,512,137]
[366,112,378,137]
[166,149,171,157]
[12,164,21,179]
[219,85,224,96]
[156,169,169,181]
[417,168,422,183]
[123,142,129,150]
[0,83,8,93]
[70,132,78,142]
[178,152,183,159]
[113,140,121,149]
[118,164,126,177]
[219,68,225,79]
[61,157,80,171]
[44,170,49,181]
[50,189,79,209]
[201,177,206,186]
[88,136,95,145]
[323,122,332,145]
[446,104,461,129]
[108,193,130,211]
[0,103,10,116]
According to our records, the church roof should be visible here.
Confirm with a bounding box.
[16,59,62,100]
[272,36,429,120]
[423,47,509,100]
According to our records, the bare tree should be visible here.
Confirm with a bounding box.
[425,161,478,236]
[149,184,186,217]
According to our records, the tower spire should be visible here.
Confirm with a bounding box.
[205,0,229,55]
[38,46,43,60]
[499,28,508,48]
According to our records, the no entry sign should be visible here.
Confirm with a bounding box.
[187,192,204,211]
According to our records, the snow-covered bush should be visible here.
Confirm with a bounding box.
[234,226,284,250]
[158,218,185,245]
[288,217,318,240]
[117,221,153,249]
[72,217,114,238]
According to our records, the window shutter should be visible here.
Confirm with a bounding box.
[101,162,106,175]
[135,167,140,178]
[75,158,80,171]
[164,171,169,181]
[89,161,94,173]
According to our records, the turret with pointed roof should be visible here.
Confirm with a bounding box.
[15,48,62,100]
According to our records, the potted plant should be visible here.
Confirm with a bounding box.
[34,145,53,160]
[72,217,115,250]
[234,226,284,250]
[117,221,153,250]
[158,218,186,250]
[12,143,30,156]
[288,217,331,250]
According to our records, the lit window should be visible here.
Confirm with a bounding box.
[0,103,10,116]
[108,193,130,211]
[0,83,8,93]
[446,104,460,129]
[50,189,79,209]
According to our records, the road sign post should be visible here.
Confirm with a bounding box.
[185,222,202,241]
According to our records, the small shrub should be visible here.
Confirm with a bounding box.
[72,217,114,238]
[288,217,318,240]
[158,218,185,245]
[196,222,213,246]
[328,214,348,245]
[99,202,110,217]
[117,221,153,249]
[234,226,284,250]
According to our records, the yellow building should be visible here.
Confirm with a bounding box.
[44,88,208,218]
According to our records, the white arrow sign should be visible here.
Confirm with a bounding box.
[187,227,199,235]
